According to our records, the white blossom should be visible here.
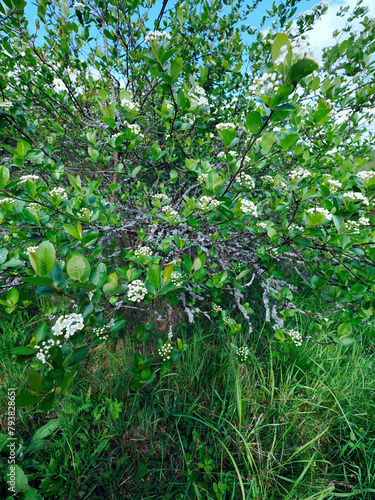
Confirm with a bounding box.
[158,341,173,361]
[343,191,369,206]
[50,187,68,200]
[236,345,250,361]
[288,329,303,346]
[306,207,332,220]
[290,167,311,181]
[145,30,171,44]
[134,246,152,257]
[345,217,370,233]
[127,279,148,302]
[188,86,209,107]
[240,199,257,216]
[18,175,40,184]
[356,170,375,184]
[78,207,93,219]
[216,122,236,131]
[199,196,220,211]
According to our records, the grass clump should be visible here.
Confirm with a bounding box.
[1,299,375,499]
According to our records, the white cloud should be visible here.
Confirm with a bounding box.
[304,0,375,60]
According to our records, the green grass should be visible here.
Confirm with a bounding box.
[1,298,375,499]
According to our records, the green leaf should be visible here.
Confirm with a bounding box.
[40,393,55,411]
[3,465,28,492]
[6,288,19,305]
[63,224,81,239]
[35,241,56,277]
[276,83,294,99]
[280,133,299,150]
[170,170,178,183]
[88,146,99,161]
[288,58,319,84]
[56,374,75,394]
[89,263,107,288]
[272,33,292,68]
[245,111,261,134]
[0,248,8,264]
[59,0,71,17]
[0,165,9,188]
[12,347,36,355]
[219,128,236,147]
[15,392,40,407]
[49,346,64,365]
[148,264,161,289]
[63,346,89,367]
[16,140,32,156]
[170,57,183,81]
[28,370,43,394]
[261,132,274,153]
[67,254,91,282]
[337,322,352,338]
[103,283,123,296]
[32,419,59,440]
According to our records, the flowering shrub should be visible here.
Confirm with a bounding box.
[0,0,375,410]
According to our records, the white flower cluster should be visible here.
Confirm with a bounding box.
[152,193,168,204]
[52,313,84,340]
[236,156,251,169]
[199,196,220,211]
[240,199,257,216]
[198,173,208,183]
[0,101,12,108]
[343,191,369,206]
[158,341,173,361]
[216,122,236,131]
[93,326,108,340]
[236,346,250,362]
[306,207,332,220]
[297,2,328,20]
[237,173,255,188]
[345,217,370,234]
[161,205,181,222]
[78,207,94,219]
[188,86,209,107]
[289,223,304,232]
[127,123,142,136]
[18,174,40,184]
[224,316,236,326]
[127,279,148,302]
[288,329,303,346]
[356,170,375,184]
[171,271,184,286]
[121,99,139,111]
[249,72,283,96]
[134,246,152,257]
[27,203,41,218]
[228,150,238,158]
[145,30,171,44]
[257,221,268,231]
[291,38,318,64]
[27,245,39,256]
[72,3,85,10]
[164,102,174,112]
[35,338,62,364]
[212,303,222,313]
[0,197,14,207]
[290,167,311,181]
[50,186,68,199]
[218,152,226,159]
[323,175,342,192]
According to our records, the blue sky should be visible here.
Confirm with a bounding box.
[24,0,324,42]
